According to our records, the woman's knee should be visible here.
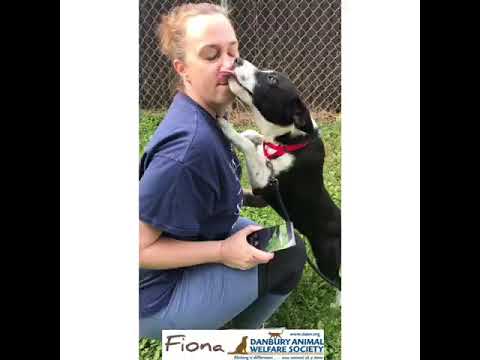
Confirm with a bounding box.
[231,217,257,234]
[259,235,307,295]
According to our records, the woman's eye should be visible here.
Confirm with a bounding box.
[201,46,238,61]
[202,48,219,61]
[206,52,219,60]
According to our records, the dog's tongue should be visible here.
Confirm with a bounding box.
[217,70,236,84]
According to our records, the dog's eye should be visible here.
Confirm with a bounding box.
[267,74,278,86]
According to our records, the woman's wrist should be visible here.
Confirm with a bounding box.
[216,240,225,264]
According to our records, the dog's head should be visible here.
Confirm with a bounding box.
[228,58,315,138]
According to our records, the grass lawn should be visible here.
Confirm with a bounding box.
[139,110,341,360]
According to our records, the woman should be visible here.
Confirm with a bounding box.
[139,3,306,339]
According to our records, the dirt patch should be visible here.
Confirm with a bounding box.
[229,109,341,126]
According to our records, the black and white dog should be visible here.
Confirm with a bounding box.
[219,58,341,291]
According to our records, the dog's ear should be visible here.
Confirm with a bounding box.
[292,97,314,134]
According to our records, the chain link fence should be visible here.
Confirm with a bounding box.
[140,0,341,115]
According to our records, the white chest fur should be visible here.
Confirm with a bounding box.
[256,145,295,175]
[217,118,296,189]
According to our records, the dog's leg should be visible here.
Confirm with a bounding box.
[218,118,270,189]
[218,117,256,152]
[336,267,341,306]
[241,129,264,146]
[309,235,341,291]
[331,267,341,308]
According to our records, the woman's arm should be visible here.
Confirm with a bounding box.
[139,221,273,270]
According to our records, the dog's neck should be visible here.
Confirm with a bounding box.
[252,107,319,144]
[274,131,315,145]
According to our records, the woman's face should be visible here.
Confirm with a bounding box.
[175,14,239,116]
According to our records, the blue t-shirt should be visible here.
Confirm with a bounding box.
[139,92,243,317]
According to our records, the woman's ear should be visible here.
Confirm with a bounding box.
[173,59,189,83]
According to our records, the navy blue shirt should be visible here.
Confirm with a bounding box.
[139,92,243,317]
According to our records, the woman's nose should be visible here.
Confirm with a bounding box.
[224,55,236,70]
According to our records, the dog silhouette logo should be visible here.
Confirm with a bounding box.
[228,336,249,355]
[268,329,284,338]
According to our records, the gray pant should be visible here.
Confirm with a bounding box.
[139,217,289,339]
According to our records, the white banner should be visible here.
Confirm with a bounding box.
[162,329,324,360]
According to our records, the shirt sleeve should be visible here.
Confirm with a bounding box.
[139,154,216,237]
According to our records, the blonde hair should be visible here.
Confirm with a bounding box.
[156,3,230,62]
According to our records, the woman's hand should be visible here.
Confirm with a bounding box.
[219,225,274,270]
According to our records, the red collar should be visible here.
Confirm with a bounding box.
[263,141,309,160]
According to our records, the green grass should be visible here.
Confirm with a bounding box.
[139,111,341,360]
[139,110,167,155]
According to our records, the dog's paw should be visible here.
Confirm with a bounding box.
[217,116,231,131]
[330,290,341,308]
[217,117,236,138]
[241,129,264,145]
